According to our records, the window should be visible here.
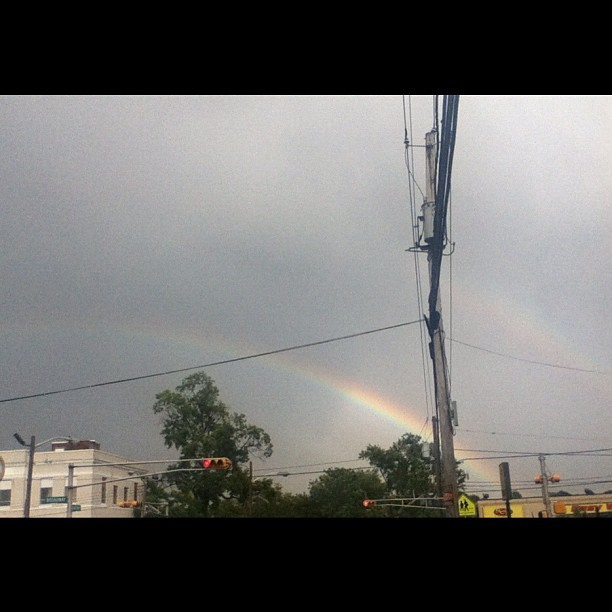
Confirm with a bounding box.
[133,482,138,501]
[123,487,129,502]
[101,477,107,504]
[40,478,53,504]
[0,482,11,507]
[113,485,118,505]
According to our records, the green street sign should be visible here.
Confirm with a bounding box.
[71,504,81,512]
[42,496,67,504]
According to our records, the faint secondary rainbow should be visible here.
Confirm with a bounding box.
[452,281,611,386]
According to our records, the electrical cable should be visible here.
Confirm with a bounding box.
[403,94,434,435]
[0,320,423,404]
[450,338,611,374]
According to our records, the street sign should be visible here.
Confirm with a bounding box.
[71,504,81,512]
[0,456,4,482]
[42,496,67,504]
[458,493,477,517]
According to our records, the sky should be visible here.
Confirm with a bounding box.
[0,94,610,500]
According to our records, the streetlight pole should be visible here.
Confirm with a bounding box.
[13,433,72,518]
[13,434,35,519]
[24,436,35,519]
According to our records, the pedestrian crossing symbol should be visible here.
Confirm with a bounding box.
[458,493,477,517]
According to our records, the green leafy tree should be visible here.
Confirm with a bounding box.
[359,433,433,499]
[358,433,468,516]
[217,485,318,518]
[149,371,273,517]
[307,468,386,517]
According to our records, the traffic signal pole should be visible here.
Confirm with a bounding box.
[538,455,553,517]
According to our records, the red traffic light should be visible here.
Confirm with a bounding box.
[363,499,377,508]
[201,457,232,470]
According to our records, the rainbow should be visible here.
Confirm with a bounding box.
[124,324,506,485]
[3,317,503,484]
[8,274,608,490]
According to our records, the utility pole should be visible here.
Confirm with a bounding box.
[66,463,74,518]
[431,415,442,498]
[140,479,146,518]
[422,96,460,517]
[538,455,553,518]
[248,461,253,516]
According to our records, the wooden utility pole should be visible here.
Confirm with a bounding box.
[422,96,460,517]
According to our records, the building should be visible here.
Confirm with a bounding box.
[0,439,152,518]
[476,493,612,518]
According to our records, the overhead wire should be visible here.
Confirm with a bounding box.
[460,428,612,442]
[450,338,611,374]
[1,321,606,406]
[403,94,434,440]
[0,320,423,404]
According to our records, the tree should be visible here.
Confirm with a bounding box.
[217,486,319,518]
[149,371,273,517]
[307,468,386,517]
[359,433,433,500]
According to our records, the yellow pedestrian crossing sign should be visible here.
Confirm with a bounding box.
[458,493,477,517]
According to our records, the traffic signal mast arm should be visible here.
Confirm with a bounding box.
[363,497,446,510]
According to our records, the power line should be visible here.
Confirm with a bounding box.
[1,322,607,406]
[451,338,611,374]
[402,94,434,432]
[460,428,611,443]
[456,446,612,462]
[0,320,423,404]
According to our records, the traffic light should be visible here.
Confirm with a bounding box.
[201,457,232,470]
[117,500,141,508]
[534,473,560,484]
[363,499,377,508]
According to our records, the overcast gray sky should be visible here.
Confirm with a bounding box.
[1,95,610,499]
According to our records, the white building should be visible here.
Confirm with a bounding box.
[0,439,152,518]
